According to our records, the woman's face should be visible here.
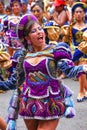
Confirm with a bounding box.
[55,5,64,12]
[0,2,4,12]
[12,2,21,15]
[31,5,43,22]
[21,3,28,14]
[27,22,45,47]
[5,9,12,15]
[74,7,85,21]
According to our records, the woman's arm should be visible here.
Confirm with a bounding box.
[57,58,85,78]
[54,42,86,78]
[0,49,26,91]
[53,10,68,26]
[0,69,25,91]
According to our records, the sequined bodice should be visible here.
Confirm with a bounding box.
[72,27,87,46]
[23,46,60,98]
[24,58,57,83]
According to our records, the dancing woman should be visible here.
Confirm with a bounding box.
[1,14,87,130]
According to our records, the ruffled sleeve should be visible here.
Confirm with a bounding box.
[53,42,72,61]
[53,42,85,78]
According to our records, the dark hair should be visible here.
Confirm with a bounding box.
[72,3,86,14]
[0,0,4,6]
[23,20,38,49]
[24,20,37,36]
[5,5,12,12]
[31,1,44,11]
[74,6,85,12]
[10,0,21,7]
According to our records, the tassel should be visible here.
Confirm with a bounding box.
[6,120,17,130]
[6,89,19,130]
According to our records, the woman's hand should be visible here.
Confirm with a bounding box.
[53,11,58,22]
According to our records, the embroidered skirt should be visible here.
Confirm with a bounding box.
[19,96,66,120]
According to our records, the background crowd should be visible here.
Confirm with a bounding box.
[0,0,87,130]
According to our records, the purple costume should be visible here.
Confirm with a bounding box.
[4,16,22,49]
[18,43,84,120]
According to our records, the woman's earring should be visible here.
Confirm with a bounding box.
[28,40,31,45]
[73,17,76,23]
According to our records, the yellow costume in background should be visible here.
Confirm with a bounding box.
[44,21,60,44]
[78,30,87,55]
[0,41,12,92]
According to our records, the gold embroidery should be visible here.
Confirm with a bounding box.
[75,30,83,43]
[78,30,87,54]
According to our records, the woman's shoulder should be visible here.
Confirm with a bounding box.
[60,10,67,16]
[53,42,72,60]
[47,42,71,52]
[54,42,70,49]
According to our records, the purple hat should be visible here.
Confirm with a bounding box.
[9,0,21,3]
[17,14,38,45]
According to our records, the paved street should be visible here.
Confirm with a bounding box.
[0,78,87,130]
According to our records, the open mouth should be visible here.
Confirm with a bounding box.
[38,36,43,39]
[38,36,44,42]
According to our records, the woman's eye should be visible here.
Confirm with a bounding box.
[38,27,43,31]
[30,29,36,33]
[30,27,43,33]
